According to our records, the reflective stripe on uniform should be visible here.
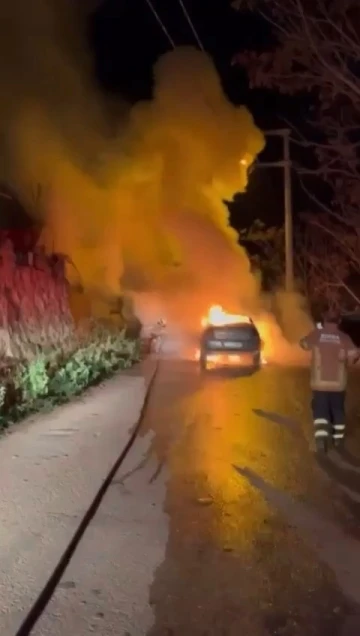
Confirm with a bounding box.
[314,429,328,438]
[333,424,345,431]
[314,418,329,438]
[333,432,345,439]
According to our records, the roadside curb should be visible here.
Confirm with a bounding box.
[13,355,161,636]
[1,353,159,441]
[124,353,159,391]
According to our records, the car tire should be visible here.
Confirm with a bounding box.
[253,353,261,370]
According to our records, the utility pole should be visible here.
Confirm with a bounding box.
[257,128,294,292]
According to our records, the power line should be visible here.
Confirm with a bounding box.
[176,0,205,51]
[143,0,205,54]
[143,0,176,49]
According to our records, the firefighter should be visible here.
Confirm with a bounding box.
[300,312,360,453]
[150,318,167,353]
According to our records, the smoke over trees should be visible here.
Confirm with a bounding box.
[234,0,360,312]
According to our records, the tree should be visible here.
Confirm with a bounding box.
[240,219,285,290]
[233,0,360,308]
[241,216,360,313]
[295,214,360,314]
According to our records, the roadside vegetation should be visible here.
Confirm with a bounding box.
[0,326,141,431]
[0,237,148,431]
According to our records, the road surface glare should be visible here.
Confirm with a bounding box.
[3,358,360,635]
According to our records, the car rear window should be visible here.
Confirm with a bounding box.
[205,324,259,341]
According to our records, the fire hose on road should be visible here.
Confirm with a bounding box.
[14,352,162,636]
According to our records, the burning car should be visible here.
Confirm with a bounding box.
[198,305,263,372]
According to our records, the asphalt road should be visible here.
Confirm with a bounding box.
[5,358,360,635]
[138,359,360,636]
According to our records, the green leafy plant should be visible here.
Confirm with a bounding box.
[15,357,49,403]
[0,329,141,429]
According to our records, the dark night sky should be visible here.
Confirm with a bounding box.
[2,0,310,240]
[89,0,311,230]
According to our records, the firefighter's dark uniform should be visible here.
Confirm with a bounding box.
[300,323,358,449]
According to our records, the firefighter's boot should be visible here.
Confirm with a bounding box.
[314,418,329,454]
[315,436,328,454]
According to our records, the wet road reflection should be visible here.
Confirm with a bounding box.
[140,359,360,635]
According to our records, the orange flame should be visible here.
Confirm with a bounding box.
[201,304,251,328]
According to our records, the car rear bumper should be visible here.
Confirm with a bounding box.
[201,350,260,368]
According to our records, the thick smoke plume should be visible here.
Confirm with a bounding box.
[0,0,311,353]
